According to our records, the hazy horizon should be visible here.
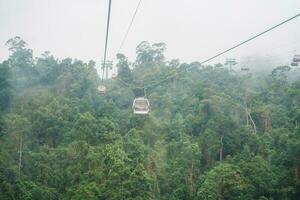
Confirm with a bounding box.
[1,0,300,68]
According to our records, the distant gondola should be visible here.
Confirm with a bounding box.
[112,73,117,80]
[241,67,250,71]
[293,55,300,63]
[98,85,106,96]
[291,62,299,67]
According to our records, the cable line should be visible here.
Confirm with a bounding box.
[117,0,143,54]
[119,12,300,89]
[199,13,300,65]
[102,0,113,82]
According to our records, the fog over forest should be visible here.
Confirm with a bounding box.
[1,1,300,200]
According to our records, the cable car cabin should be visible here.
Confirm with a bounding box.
[133,97,150,115]
[293,55,300,63]
[241,67,250,71]
[291,62,299,67]
[98,85,106,96]
[112,73,117,80]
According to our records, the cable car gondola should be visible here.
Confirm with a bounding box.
[293,55,300,63]
[241,67,250,71]
[112,73,117,80]
[98,85,106,96]
[133,97,150,115]
[291,62,299,67]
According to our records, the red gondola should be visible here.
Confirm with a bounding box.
[112,73,117,80]
[98,85,106,96]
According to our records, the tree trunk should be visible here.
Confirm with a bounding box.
[246,111,249,126]
[294,165,300,183]
[220,133,224,161]
[247,109,256,134]
[18,134,23,179]
[218,184,225,200]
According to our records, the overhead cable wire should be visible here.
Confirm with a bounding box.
[118,12,300,89]
[117,0,143,54]
[199,13,300,65]
[102,0,112,82]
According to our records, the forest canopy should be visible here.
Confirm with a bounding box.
[0,36,300,200]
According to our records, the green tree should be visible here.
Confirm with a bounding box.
[197,163,246,200]
[0,62,12,112]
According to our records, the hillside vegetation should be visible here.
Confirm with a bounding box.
[1,37,300,200]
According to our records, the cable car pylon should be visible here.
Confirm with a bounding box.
[98,0,112,96]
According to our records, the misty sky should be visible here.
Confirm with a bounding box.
[0,0,300,68]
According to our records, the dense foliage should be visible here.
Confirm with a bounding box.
[1,37,300,200]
